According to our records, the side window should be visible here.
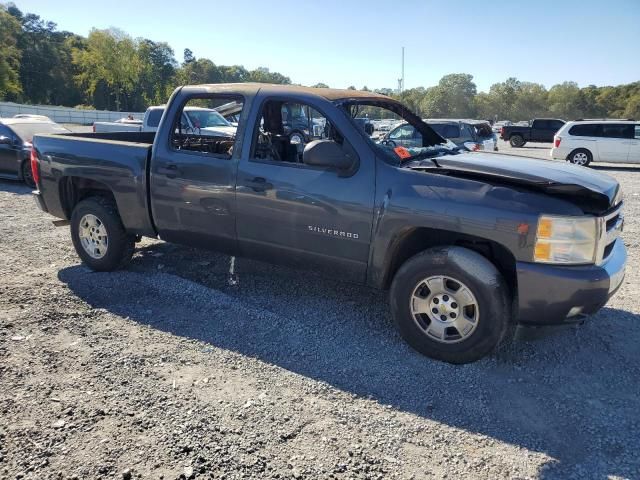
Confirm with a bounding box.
[550,120,564,131]
[569,124,601,137]
[461,124,475,139]
[171,95,243,158]
[389,126,404,140]
[0,125,14,142]
[251,99,353,165]
[534,120,549,129]
[601,124,633,139]
[635,125,640,140]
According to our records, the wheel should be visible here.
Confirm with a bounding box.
[389,246,511,364]
[509,135,525,147]
[568,149,592,166]
[21,160,35,188]
[70,196,135,271]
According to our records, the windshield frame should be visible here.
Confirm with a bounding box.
[334,98,448,164]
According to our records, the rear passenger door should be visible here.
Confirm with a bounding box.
[149,93,245,254]
[596,124,633,162]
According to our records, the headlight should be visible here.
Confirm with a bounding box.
[534,215,598,264]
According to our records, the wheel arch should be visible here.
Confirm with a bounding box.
[380,226,517,298]
[59,176,117,219]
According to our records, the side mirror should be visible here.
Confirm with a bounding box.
[302,140,354,171]
[0,136,12,145]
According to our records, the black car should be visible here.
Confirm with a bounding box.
[0,118,70,187]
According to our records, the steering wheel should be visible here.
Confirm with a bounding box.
[380,139,397,147]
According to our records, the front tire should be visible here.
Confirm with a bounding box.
[70,196,135,271]
[509,135,525,147]
[390,247,511,364]
[568,148,592,166]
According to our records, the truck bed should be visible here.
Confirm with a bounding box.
[33,131,156,236]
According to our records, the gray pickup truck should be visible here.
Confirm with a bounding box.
[31,84,626,364]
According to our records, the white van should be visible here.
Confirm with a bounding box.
[551,120,640,166]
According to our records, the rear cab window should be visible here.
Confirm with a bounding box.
[146,109,165,128]
[170,95,244,159]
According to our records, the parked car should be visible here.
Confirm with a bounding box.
[93,105,236,138]
[551,119,640,166]
[0,118,69,187]
[31,83,626,364]
[383,119,497,151]
[13,114,52,122]
[492,120,511,133]
[500,119,565,147]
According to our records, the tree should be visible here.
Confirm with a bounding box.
[137,39,177,107]
[420,74,477,118]
[547,81,587,120]
[0,5,22,99]
[73,28,142,111]
[311,83,329,88]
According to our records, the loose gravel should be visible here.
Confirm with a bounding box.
[1,164,639,480]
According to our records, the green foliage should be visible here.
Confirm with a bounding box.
[0,5,22,99]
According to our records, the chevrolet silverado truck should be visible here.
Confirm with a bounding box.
[31,84,626,364]
[500,118,566,147]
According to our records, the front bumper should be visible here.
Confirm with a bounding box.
[32,191,48,213]
[516,239,626,325]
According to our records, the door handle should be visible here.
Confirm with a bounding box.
[158,164,180,178]
[245,177,273,192]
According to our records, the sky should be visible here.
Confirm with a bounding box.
[10,0,640,92]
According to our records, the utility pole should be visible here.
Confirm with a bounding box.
[397,47,405,94]
[401,46,405,93]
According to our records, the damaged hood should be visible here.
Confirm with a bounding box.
[408,152,620,212]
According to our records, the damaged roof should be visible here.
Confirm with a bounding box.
[184,83,392,101]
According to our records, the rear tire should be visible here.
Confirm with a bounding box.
[70,196,135,271]
[567,148,592,166]
[389,246,511,364]
[509,135,525,147]
[21,160,35,188]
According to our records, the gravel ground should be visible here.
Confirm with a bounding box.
[1,164,639,480]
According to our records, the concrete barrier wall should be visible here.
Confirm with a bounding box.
[0,102,144,125]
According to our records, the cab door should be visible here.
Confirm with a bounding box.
[235,96,375,283]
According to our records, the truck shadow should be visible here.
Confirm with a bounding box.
[58,243,639,480]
